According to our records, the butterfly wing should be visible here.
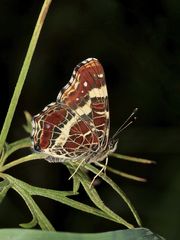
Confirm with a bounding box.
[32,58,110,162]
[32,101,94,161]
[57,58,110,154]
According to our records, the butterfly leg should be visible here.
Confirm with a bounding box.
[46,156,62,162]
[90,157,109,188]
[68,158,86,180]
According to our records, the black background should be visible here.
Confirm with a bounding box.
[0,1,180,239]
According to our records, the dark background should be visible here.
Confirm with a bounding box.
[0,1,180,239]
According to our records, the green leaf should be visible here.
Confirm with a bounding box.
[0,228,165,240]
[0,179,11,203]
[67,165,134,229]
[1,138,32,165]
[106,165,147,182]
[3,174,124,228]
[72,174,81,194]
[1,153,47,172]
[110,153,155,164]
[19,217,37,229]
[84,164,142,227]
[13,184,55,231]
[23,111,33,134]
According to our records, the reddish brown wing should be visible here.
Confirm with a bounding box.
[57,58,110,154]
[32,58,110,162]
[32,101,97,161]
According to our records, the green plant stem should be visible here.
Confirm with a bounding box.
[1,137,31,166]
[110,152,155,164]
[0,0,52,152]
[0,153,47,172]
[106,165,146,182]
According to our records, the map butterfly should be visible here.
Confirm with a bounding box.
[32,58,128,178]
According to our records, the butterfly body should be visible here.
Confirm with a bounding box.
[32,58,117,163]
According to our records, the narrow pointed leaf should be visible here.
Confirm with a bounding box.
[0,179,11,203]
[19,217,38,229]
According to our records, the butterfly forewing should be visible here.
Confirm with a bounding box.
[32,58,110,162]
[57,58,110,149]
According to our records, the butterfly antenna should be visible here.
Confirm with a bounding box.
[112,108,138,139]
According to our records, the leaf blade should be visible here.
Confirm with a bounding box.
[0,228,165,240]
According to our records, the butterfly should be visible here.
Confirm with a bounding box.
[32,58,117,159]
[32,58,137,181]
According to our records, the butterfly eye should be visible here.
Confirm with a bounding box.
[34,142,41,151]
